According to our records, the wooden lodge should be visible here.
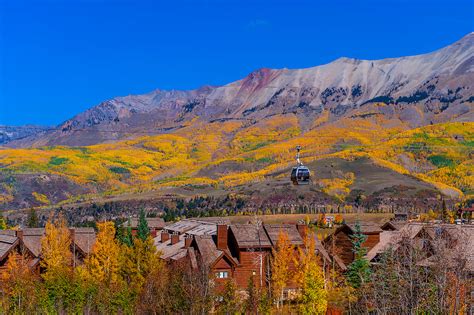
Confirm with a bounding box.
[121,217,165,237]
[322,222,383,270]
[0,228,96,278]
[153,219,334,294]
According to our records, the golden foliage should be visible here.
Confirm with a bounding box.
[82,221,121,286]
[40,215,72,280]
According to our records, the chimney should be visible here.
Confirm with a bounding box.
[296,223,307,239]
[69,228,76,243]
[184,235,193,248]
[217,224,228,250]
[171,233,179,245]
[161,230,170,243]
[16,229,23,240]
[150,229,157,238]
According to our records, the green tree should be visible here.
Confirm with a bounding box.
[346,221,371,288]
[27,208,39,228]
[0,215,7,230]
[219,279,241,314]
[245,274,259,313]
[137,209,149,241]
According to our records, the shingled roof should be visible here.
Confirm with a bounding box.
[0,233,19,261]
[230,224,272,248]
[346,222,383,234]
[194,235,238,268]
[264,224,304,246]
[122,217,165,229]
[73,228,96,255]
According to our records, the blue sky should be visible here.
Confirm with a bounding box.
[0,0,472,126]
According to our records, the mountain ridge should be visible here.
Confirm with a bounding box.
[7,33,473,147]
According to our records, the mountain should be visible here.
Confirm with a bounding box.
[10,33,473,148]
[0,34,473,212]
[0,125,50,145]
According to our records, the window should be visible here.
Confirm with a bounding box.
[216,271,229,279]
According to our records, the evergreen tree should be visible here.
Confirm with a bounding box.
[137,209,149,241]
[119,218,133,247]
[346,221,371,288]
[219,279,241,314]
[27,208,39,228]
[0,215,7,230]
[245,274,259,313]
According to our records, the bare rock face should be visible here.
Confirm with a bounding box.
[0,125,50,145]
[9,33,474,147]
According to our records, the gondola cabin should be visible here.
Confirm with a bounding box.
[291,166,310,185]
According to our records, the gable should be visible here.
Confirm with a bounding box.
[213,255,233,270]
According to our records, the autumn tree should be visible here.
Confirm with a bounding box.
[84,221,121,286]
[271,230,293,308]
[1,252,38,314]
[40,214,74,312]
[296,233,327,315]
[346,221,371,289]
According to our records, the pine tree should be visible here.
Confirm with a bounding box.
[137,209,149,241]
[27,208,39,228]
[346,221,371,288]
[245,274,259,313]
[219,279,241,314]
[0,215,7,230]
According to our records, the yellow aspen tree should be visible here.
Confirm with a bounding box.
[41,215,72,281]
[83,221,121,286]
[296,232,327,315]
[271,230,293,309]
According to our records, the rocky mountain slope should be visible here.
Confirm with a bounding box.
[0,125,50,145]
[9,33,473,147]
[1,34,472,212]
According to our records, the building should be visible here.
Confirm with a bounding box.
[323,222,383,270]
[153,219,322,293]
[0,228,96,276]
[122,217,166,237]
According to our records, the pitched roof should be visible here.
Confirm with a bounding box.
[165,220,202,234]
[22,228,45,257]
[123,217,165,229]
[193,235,238,268]
[346,222,383,234]
[366,223,474,272]
[0,233,19,261]
[381,220,407,231]
[16,228,97,258]
[264,224,304,246]
[314,237,332,264]
[185,223,217,236]
[194,235,222,268]
[230,224,272,248]
[73,228,96,255]
[154,234,186,260]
